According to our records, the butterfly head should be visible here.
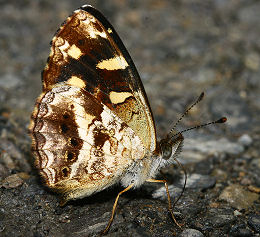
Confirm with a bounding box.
[159,132,184,161]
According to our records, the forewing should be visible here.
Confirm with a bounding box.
[42,5,156,152]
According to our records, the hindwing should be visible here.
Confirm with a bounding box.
[30,84,146,199]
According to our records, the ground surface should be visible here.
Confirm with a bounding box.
[0,0,259,236]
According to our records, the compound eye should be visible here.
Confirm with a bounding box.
[160,141,172,160]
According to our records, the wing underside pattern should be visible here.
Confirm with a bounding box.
[42,6,157,152]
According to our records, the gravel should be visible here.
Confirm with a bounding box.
[0,0,259,236]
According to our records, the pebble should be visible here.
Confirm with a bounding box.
[211,213,235,227]
[234,210,243,216]
[0,73,21,89]
[180,174,216,190]
[152,185,182,201]
[179,228,204,237]
[211,169,228,182]
[250,158,260,169]
[248,185,260,194]
[238,2,260,25]
[0,139,31,172]
[0,163,9,179]
[1,174,24,189]
[181,138,244,164]
[248,214,260,233]
[219,184,259,210]
[244,52,260,71]
[238,134,253,147]
[1,152,16,170]
[229,224,253,237]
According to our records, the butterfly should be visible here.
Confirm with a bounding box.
[29,5,226,234]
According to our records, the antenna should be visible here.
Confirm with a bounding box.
[163,93,227,224]
[169,117,227,206]
[168,92,204,138]
[171,117,227,139]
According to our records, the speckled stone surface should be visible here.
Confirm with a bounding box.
[0,0,259,236]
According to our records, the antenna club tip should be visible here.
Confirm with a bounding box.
[199,92,205,101]
[217,117,227,123]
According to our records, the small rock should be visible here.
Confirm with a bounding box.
[248,185,260,193]
[219,184,259,210]
[238,134,253,147]
[209,202,220,208]
[182,138,244,163]
[248,214,260,233]
[238,2,260,24]
[0,73,21,89]
[234,210,243,216]
[211,169,228,182]
[179,228,204,237]
[1,174,24,189]
[1,152,16,170]
[0,163,9,179]
[58,214,71,223]
[240,177,252,186]
[194,68,216,83]
[210,213,235,227]
[244,53,260,71]
[229,224,253,237]
[180,174,216,190]
[250,158,260,170]
[0,139,23,160]
[0,139,31,172]
[152,185,182,201]
[18,172,30,180]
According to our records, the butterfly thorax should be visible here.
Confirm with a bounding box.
[120,133,183,188]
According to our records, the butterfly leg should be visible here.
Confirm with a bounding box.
[103,183,134,234]
[146,178,182,228]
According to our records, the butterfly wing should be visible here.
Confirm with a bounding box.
[42,5,156,152]
[30,5,158,201]
[30,84,146,201]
